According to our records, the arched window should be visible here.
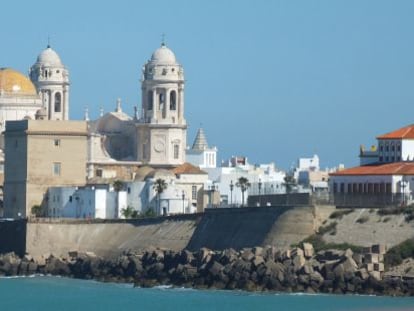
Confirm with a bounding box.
[170,90,176,110]
[174,144,179,159]
[159,93,165,110]
[147,91,153,110]
[54,93,62,112]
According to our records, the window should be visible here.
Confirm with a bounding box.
[170,90,177,110]
[174,144,179,159]
[192,185,197,200]
[69,196,73,203]
[96,169,103,177]
[53,162,61,176]
[147,91,153,110]
[397,145,401,152]
[385,145,389,152]
[379,145,383,152]
[379,156,383,162]
[55,93,62,112]
[128,187,131,194]
[14,140,18,148]
[54,139,60,147]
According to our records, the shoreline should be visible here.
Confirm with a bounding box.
[0,246,413,297]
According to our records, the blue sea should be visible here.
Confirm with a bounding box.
[1,276,414,311]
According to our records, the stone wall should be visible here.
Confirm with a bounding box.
[0,219,26,256]
[1,205,327,258]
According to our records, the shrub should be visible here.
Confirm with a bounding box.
[300,234,362,253]
[329,209,354,220]
[318,222,337,235]
[384,239,414,267]
[356,216,369,224]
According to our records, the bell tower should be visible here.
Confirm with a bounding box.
[30,44,70,120]
[137,42,187,166]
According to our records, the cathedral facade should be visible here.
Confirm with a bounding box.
[88,42,187,176]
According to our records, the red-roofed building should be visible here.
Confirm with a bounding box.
[331,125,414,207]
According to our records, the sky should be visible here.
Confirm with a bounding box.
[1,0,414,170]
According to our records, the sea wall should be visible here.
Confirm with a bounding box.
[1,205,327,258]
[0,219,26,256]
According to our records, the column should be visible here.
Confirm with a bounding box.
[152,88,157,122]
[64,87,70,120]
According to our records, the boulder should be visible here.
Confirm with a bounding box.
[303,243,314,258]
[241,249,255,262]
[252,256,265,268]
[371,244,387,255]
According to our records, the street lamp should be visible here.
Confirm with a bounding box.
[258,178,262,206]
[182,190,185,214]
[230,180,234,206]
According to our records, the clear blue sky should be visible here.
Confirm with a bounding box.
[1,0,414,170]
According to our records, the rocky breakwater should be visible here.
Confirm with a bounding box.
[0,244,413,296]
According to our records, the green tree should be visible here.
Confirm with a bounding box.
[283,174,296,194]
[113,180,125,218]
[31,205,42,217]
[236,177,251,207]
[113,180,125,192]
[153,178,168,215]
[121,206,135,219]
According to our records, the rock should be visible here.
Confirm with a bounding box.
[292,254,305,272]
[253,247,263,256]
[364,253,379,264]
[303,243,314,258]
[352,253,364,267]
[301,262,314,275]
[341,257,358,273]
[371,244,387,255]
[344,248,353,258]
[263,246,277,262]
[197,248,213,265]
[241,249,254,262]
[68,250,78,258]
[27,261,38,274]
[369,271,382,281]
[252,256,264,268]
[209,261,224,278]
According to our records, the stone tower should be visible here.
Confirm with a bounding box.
[30,45,70,120]
[137,42,187,166]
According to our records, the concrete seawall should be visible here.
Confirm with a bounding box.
[1,206,322,258]
[187,206,316,251]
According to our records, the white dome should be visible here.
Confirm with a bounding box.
[151,44,177,64]
[36,46,63,66]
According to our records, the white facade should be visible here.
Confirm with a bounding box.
[186,128,217,169]
[29,45,70,120]
[205,159,286,206]
[137,43,187,166]
[47,186,125,219]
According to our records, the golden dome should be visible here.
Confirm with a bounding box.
[0,68,37,96]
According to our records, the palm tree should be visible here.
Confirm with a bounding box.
[153,178,168,215]
[113,180,125,218]
[236,177,251,207]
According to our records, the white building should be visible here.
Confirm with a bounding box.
[47,185,125,219]
[205,156,286,206]
[186,128,217,168]
[331,124,414,206]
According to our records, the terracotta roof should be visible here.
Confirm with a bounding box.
[172,162,207,175]
[330,162,414,176]
[377,124,414,139]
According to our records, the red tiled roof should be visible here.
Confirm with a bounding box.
[330,162,414,176]
[172,162,207,175]
[377,124,414,139]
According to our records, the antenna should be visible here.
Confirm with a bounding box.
[161,33,166,46]
[47,35,51,48]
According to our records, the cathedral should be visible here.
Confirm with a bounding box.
[0,42,188,172]
[0,45,69,148]
[89,41,188,178]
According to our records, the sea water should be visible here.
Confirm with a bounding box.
[1,276,414,311]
